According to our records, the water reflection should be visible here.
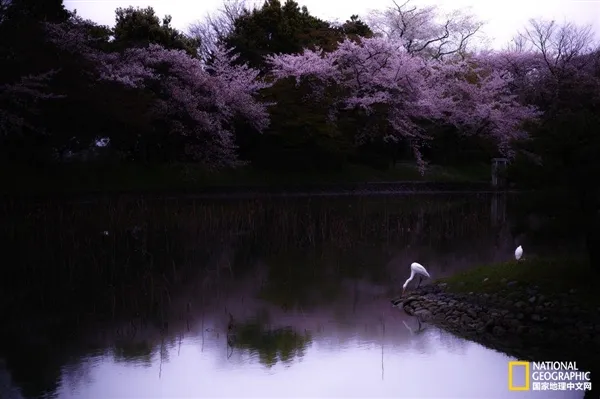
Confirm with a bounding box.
[9,302,582,399]
[0,194,584,398]
[3,297,581,399]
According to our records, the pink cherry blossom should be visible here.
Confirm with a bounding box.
[426,57,542,156]
[473,50,547,102]
[45,20,271,168]
[268,36,541,167]
[45,19,541,170]
[268,38,437,166]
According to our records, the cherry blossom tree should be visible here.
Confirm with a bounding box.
[475,50,545,99]
[426,57,541,156]
[366,0,484,60]
[268,36,540,169]
[101,45,272,167]
[482,19,599,104]
[46,19,272,167]
[0,71,62,137]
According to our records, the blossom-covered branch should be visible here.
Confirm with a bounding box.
[268,36,541,167]
[427,58,541,156]
[46,19,272,167]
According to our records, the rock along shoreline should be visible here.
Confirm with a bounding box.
[399,283,600,367]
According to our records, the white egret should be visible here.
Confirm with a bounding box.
[402,262,431,296]
[515,245,523,261]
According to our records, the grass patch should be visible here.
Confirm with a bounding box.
[0,161,490,194]
[437,257,600,308]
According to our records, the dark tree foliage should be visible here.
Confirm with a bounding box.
[0,0,72,162]
[222,0,370,71]
[113,6,200,57]
[3,0,70,22]
[340,14,373,40]
[222,1,374,168]
[532,55,600,271]
[246,77,352,171]
[2,0,597,219]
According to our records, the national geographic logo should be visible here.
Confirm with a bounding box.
[509,361,592,392]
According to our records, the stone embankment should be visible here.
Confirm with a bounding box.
[399,283,600,362]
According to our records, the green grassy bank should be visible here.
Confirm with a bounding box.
[0,162,490,195]
[437,257,599,309]
[430,257,600,395]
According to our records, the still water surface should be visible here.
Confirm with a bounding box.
[0,194,582,398]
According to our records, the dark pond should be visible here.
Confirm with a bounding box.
[0,193,583,398]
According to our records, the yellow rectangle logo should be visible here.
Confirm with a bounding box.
[509,361,530,391]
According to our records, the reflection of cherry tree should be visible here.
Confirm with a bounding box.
[189,268,437,353]
[229,321,312,368]
[5,196,516,330]
[258,251,343,310]
[2,195,524,399]
[112,340,154,366]
[10,196,499,297]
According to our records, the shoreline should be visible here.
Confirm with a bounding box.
[0,181,522,201]
[398,283,600,374]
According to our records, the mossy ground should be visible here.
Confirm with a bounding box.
[433,257,600,393]
[436,257,600,309]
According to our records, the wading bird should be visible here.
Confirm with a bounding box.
[402,262,431,296]
[515,245,523,261]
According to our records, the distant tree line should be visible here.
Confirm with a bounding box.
[0,0,535,169]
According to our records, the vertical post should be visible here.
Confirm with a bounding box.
[491,193,498,225]
[491,158,508,189]
[491,193,507,227]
